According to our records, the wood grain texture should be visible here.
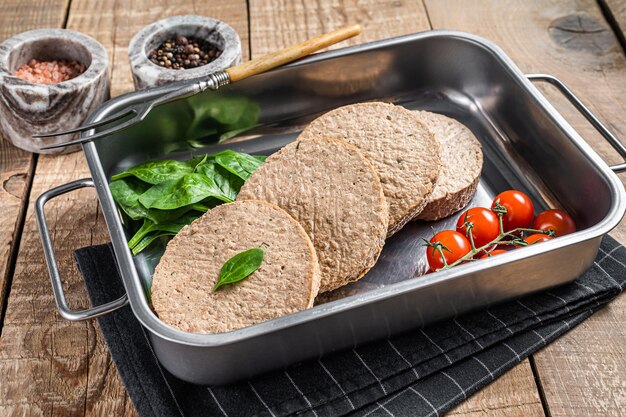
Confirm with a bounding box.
[603,0,626,42]
[227,23,361,81]
[0,0,248,416]
[0,154,121,416]
[534,306,626,417]
[448,361,544,416]
[0,140,33,326]
[0,0,68,38]
[423,1,626,416]
[0,0,68,332]
[248,0,431,56]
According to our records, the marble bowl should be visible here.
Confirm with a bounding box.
[128,15,242,90]
[0,29,110,154]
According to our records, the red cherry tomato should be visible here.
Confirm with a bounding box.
[456,207,500,247]
[426,230,472,271]
[532,209,576,237]
[479,249,508,259]
[524,233,552,245]
[491,190,534,232]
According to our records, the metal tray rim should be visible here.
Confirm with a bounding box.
[81,29,626,347]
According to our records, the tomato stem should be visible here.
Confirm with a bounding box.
[515,227,551,235]
[468,231,477,251]
[434,221,550,271]
[435,245,449,268]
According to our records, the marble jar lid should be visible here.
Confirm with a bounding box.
[128,15,242,90]
[0,28,110,154]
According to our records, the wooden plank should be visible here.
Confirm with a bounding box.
[448,361,544,416]
[533,306,626,417]
[0,0,69,329]
[0,0,68,36]
[248,2,544,416]
[423,1,626,416]
[0,138,33,325]
[0,1,248,416]
[0,155,113,417]
[248,0,431,56]
[603,0,626,44]
[0,3,68,411]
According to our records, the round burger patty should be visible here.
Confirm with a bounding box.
[414,111,483,221]
[298,102,441,236]
[151,200,320,334]
[237,137,389,293]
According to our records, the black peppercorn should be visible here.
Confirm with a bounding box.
[149,35,222,70]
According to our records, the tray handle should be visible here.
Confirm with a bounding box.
[527,74,626,173]
[35,178,129,321]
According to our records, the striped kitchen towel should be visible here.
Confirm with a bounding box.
[74,235,626,417]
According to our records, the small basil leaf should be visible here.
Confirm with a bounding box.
[191,197,225,213]
[214,150,266,181]
[213,248,265,292]
[149,207,194,224]
[111,160,193,184]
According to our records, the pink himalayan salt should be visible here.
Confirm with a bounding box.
[12,59,86,84]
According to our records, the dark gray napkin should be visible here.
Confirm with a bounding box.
[74,235,626,417]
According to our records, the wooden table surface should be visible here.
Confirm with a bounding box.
[1,0,626,416]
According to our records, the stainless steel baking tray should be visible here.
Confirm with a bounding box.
[36,30,626,385]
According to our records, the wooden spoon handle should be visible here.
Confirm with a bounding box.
[225,24,362,82]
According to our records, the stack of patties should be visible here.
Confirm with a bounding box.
[298,102,483,225]
[151,101,483,334]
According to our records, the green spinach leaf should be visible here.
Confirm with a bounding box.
[214,150,266,180]
[188,154,212,171]
[213,248,265,292]
[190,96,252,126]
[110,179,197,224]
[128,213,198,250]
[196,163,243,202]
[189,202,210,213]
[109,179,151,221]
[109,150,266,255]
[218,101,260,143]
[186,95,260,145]
[111,160,193,184]
[138,173,233,210]
[131,232,177,256]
